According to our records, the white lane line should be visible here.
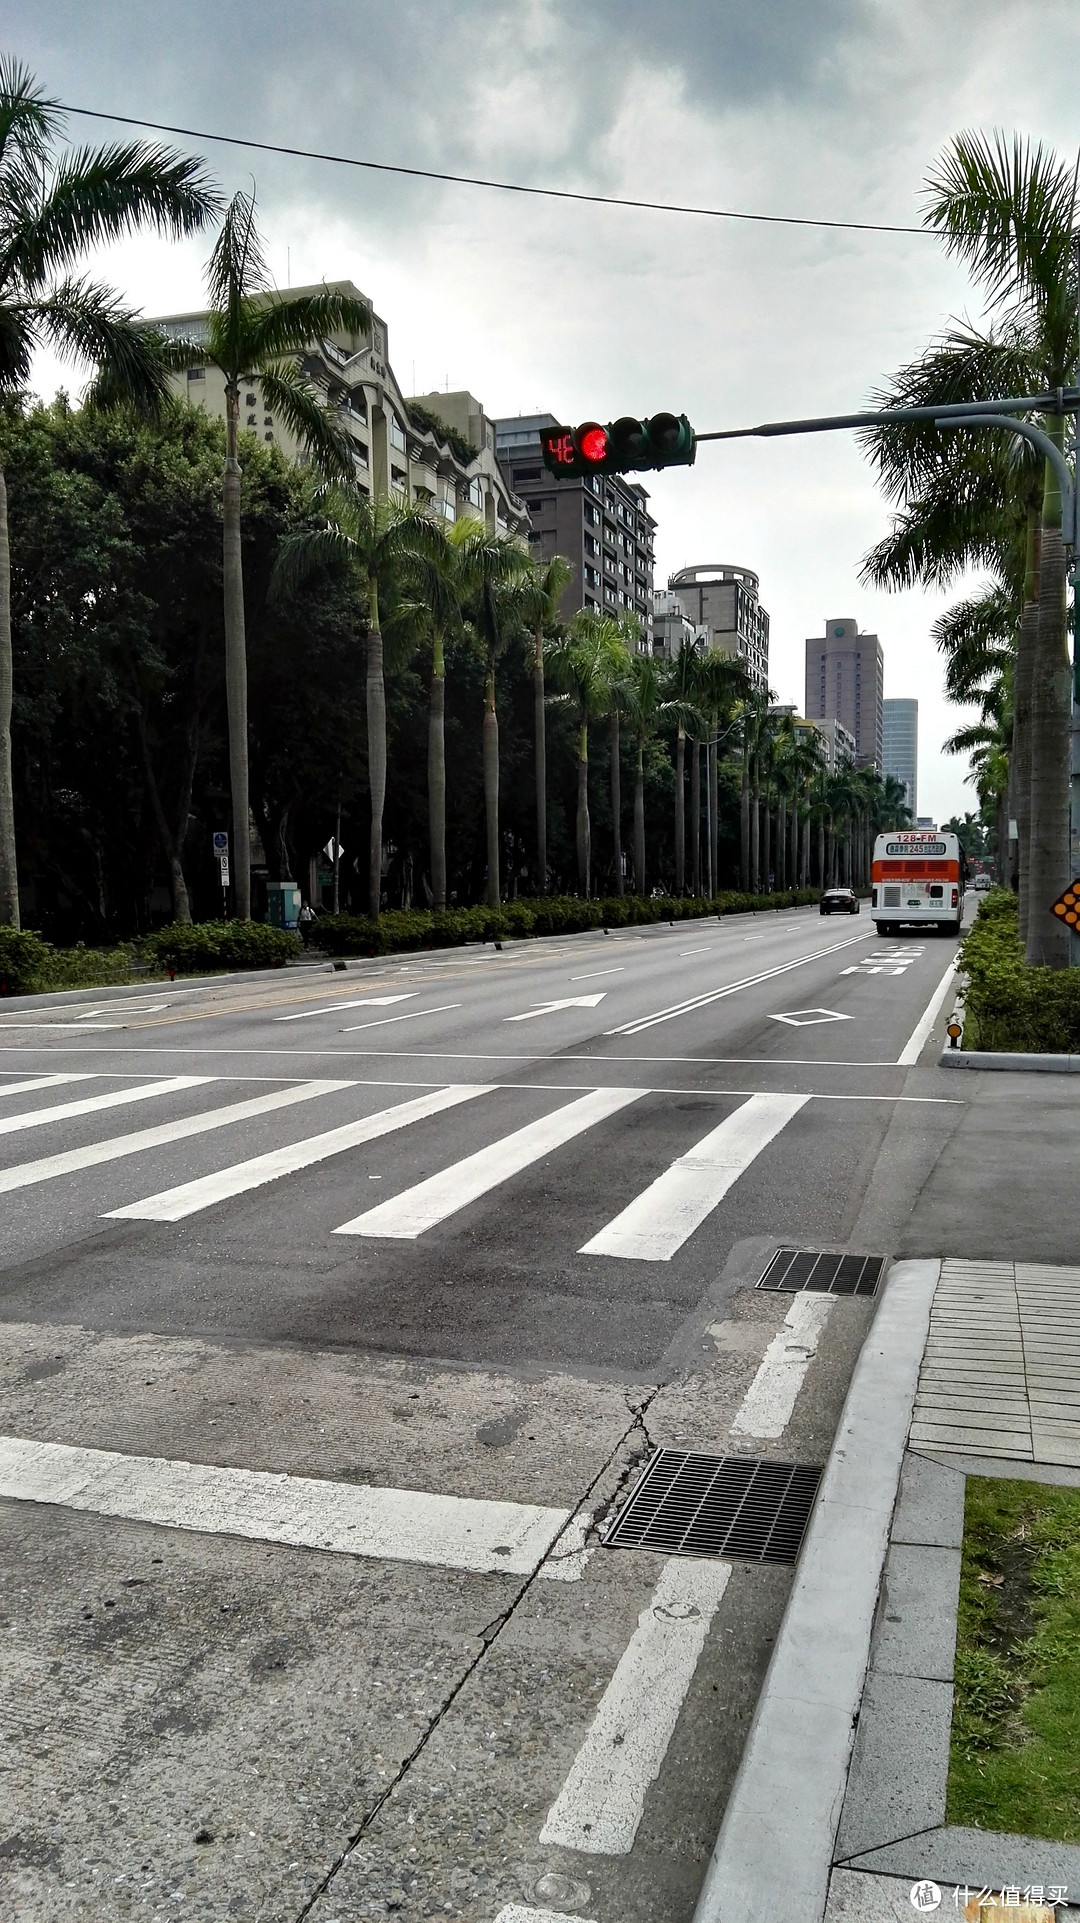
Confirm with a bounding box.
[580,1093,808,1262]
[0,1022,125,1030]
[0,1434,569,1577]
[569,968,624,980]
[730,1293,833,1439]
[274,995,415,1023]
[0,1082,355,1197]
[495,1910,596,1923]
[607,932,871,1035]
[0,1075,211,1137]
[0,1073,96,1099]
[538,1557,732,1854]
[341,1002,462,1032]
[896,954,959,1065]
[678,944,714,956]
[105,1084,492,1222]
[334,1086,643,1239]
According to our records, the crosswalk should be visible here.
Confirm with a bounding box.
[0,1070,817,1263]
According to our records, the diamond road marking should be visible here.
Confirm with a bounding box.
[769,1009,853,1027]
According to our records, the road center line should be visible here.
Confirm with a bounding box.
[538,1557,732,1854]
[0,1434,570,1577]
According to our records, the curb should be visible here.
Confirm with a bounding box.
[691,1258,940,1923]
[937,1048,1080,1072]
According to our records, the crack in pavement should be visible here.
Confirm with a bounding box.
[292,1384,661,1923]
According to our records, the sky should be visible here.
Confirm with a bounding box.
[13,0,1080,822]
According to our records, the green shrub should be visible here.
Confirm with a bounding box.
[960,889,1080,1053]
[0,926,55,994]
[142,920,300,972]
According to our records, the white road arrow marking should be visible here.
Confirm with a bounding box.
[504,995,606,1022]
[275,994,415,1023]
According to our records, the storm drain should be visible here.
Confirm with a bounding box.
[757,1248,885,1297]
[603,1450,822,1564]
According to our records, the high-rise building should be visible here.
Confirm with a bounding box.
[667,564,769,688]
[149,282,527,534]
[804,617,884,770]
[882,698,918,815]
[494,414,655,635]
[651,589,707,659]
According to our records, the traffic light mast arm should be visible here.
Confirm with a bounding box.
[694,387,1080,441]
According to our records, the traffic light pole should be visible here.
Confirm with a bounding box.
[699,385,1080,955]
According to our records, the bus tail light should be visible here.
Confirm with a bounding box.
[951,888,958,907]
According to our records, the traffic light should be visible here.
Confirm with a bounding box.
[540,413,696,478]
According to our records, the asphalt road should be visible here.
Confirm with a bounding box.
[0,901,1051,1923]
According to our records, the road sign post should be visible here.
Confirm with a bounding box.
[213,833,230,920]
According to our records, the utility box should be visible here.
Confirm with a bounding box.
[266,881,301,930]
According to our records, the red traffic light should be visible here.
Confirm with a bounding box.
[578,423,609,465]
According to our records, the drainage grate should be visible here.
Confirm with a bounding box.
[603,1450,822,1564]
[757,1248,885,1297]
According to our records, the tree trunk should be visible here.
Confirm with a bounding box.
[816,818,825,889]
[0,466,18,928]
[483,664,500,907]
[222,391,251,920]
[777,797,787,892]
[533,628,547,892]
[674,727,685,893]
[1027,521,1071,965]
[633,746,645,895]
[709,734,719,899]
[1014,512,1040,943]
[366,580,386,921]
[750,766,760,892]
[762,794,772,893]
[610,711,623,895]
[691,739,701,894]
[576,720,590,895]
[739,742,750,892]
[428,649,446,912]
[705,740,715,897]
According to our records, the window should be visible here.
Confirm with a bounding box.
[391,464,408,487]
[585,566,599,587]
[352,441,369,468]
[187,367,205,382]
[513,467,542,483]
[584,535,597,556]
[585,595,598,609]
[389,414,406,452]
[527,499,546,513]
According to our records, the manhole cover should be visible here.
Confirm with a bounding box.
[757,1248,885,1297]
[603,1450,822,1564]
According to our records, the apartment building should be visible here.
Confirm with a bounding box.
[150,282,527,535]
[494,414,655,635]
[651,588,707,659]
[804,617,884,771]
[771,706,856,772]
[882,697,918,815]
[666,565,769,689]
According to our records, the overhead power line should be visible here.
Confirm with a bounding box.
[65,103,929,238]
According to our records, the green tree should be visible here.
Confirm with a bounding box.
[546,612,626,896]
[273,483,445,918]
[181,191,370,917]
[0,58,218,927]
[619,653,668,894]
[450,521,532,908]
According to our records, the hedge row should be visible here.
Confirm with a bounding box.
[311,889,821,956]
[142,920,300,972]
[960,888,1080,1052]
[0,919,299,994]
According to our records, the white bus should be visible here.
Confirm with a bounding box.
[871,829,963,936]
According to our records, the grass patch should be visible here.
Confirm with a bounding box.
[947,1475,1080,1839]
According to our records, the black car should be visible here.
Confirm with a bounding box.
[820,887,860,915]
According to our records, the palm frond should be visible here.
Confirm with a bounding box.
[37,276,174,415]
[243,289,371,366]
[270,523,357,601]
[0,57,63,175]
[0,298,35,387]
[206,189,267,320]
[259,363,356,479]
[923,130,1077,336]
[8,141,219,292]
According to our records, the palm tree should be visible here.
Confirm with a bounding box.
[519,554,573,892]
[667,637,702,894]
[863,131,1079,965]
[452,521,532,907]
[182,191,371,918]
[393,526,465,912]
[546,615,621,895]
[619,654,667,894]
[273,485,446,918]
[0,60,218,928]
